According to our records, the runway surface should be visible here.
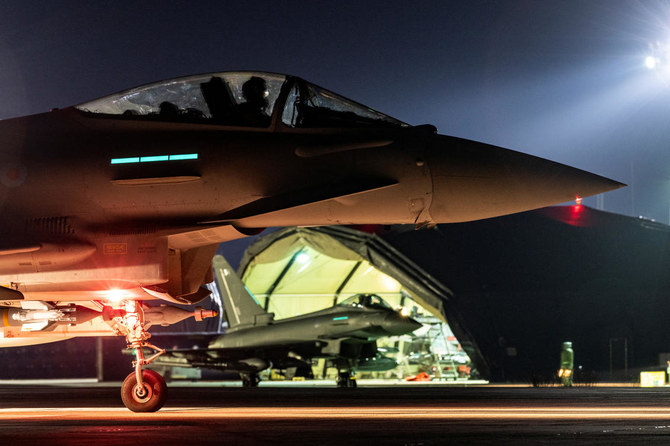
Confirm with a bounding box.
[2,382,670,444]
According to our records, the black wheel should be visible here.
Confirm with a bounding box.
[241,373,260,388]
[121,369,167,412]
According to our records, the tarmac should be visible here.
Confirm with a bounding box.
[2,380,670,444]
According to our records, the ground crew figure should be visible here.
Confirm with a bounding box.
[558,341,574,387]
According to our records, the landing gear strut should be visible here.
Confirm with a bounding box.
[337,370,357,388]
[118,301,167,412]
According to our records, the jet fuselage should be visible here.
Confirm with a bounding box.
[208,305,421,350]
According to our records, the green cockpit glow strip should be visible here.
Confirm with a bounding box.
[111,157,140,164]
[140,155,170,162]
[332,316,349,321]
[111,153,198,165]
[169,153,198,161]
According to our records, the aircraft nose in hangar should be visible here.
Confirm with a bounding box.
[425,135,625,223]
[382,312,423,336]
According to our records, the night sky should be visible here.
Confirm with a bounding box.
[2,1,670,223]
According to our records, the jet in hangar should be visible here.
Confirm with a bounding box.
[148,255,421,388]
[0,71,623,411]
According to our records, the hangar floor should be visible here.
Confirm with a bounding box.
[2,381,670,445]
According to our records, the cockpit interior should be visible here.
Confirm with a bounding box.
[75,72,408,130]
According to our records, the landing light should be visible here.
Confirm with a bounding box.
[105,289,129,303]
[643,40,670,81]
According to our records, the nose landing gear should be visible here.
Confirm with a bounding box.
[335,359,358,388]
[118,301,167,412]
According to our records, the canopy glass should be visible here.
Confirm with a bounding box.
[76,72,407,129]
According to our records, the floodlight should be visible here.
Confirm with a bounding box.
[295,252,310,264]
[645,56,658,70]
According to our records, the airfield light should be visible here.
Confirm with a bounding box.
[643,40,670,82]
[646,56,658,70]
[575,196,582,205]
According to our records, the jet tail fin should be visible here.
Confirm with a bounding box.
[212,254,272,329]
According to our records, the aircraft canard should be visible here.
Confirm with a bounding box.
[0,71,624,411]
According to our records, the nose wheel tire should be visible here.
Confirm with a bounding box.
[121,369,167,412]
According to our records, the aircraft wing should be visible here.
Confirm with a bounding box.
[144,335,380,372]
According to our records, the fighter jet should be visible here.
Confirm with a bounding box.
[0,71,623,411]
[149,255,420,388]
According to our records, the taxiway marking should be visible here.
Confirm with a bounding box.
[2,406,670,420]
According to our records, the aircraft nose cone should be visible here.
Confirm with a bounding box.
[425,135,625,223]
[382,312,422,336]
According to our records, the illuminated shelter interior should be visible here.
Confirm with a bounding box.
[237,226,486,378]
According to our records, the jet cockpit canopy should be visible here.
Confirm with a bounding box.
[75,71,407,129]
[338,293,394,311]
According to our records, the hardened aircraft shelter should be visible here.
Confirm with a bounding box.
[236,226,485,380]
